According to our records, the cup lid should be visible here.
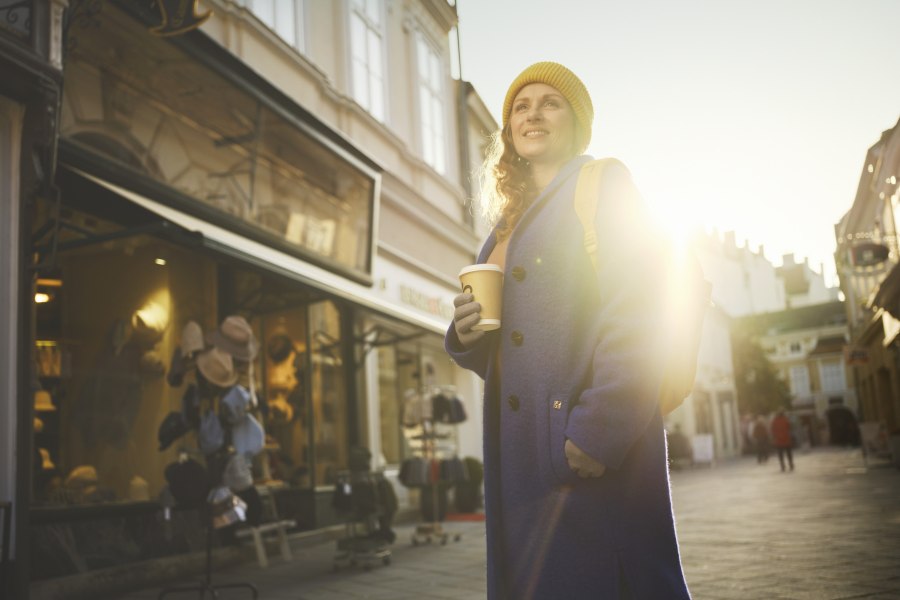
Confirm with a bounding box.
[459,263,504,277]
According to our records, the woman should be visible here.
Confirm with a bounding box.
[445,62,691,599]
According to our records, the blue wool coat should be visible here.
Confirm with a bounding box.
[446,156,691,599]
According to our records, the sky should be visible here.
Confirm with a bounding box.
[454,0,900,287]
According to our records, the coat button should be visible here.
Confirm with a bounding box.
[511,266,526,281]
[507,395,520,411]
[511,331,524,346]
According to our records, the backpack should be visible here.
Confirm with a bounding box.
[574,158,712,415]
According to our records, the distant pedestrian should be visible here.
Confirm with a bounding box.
[752,415,770,464]
[771,410,794,471]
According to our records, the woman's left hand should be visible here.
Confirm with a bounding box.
[565,439,607,478]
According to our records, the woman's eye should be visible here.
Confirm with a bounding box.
[515,103,528,112]
[544,100,558,108]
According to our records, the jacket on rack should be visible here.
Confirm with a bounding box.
[445,156,691,599]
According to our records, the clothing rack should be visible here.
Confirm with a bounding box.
[331,468,395,570]
[400,387,467,546]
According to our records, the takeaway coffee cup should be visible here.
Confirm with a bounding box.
[458,264,504,331]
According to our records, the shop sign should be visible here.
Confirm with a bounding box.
[400,285,454,322]
[149,0,210,36]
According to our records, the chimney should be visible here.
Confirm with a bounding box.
[724,230,736,249]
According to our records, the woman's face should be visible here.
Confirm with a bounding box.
[508,83,577,169]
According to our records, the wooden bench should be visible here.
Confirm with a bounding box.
[235,483,295,568]
[236,517,296,568]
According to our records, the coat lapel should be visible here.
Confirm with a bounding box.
[514,155,593,237]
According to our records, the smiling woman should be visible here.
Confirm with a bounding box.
[446,61,695,599]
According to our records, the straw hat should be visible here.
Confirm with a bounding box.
[34,390,56,412]
[207,315,258,361]
[180,321,205,356]
[38,448,55,470]
[196,347,238,388]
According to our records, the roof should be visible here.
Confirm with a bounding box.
[735,301,847,336]
[807,335,847,356]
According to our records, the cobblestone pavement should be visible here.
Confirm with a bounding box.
[117,447,900,599]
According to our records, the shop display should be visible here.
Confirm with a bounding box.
[399,386,467,545]
[331,447,396,570]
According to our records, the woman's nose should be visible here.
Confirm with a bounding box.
[526,106,543,121]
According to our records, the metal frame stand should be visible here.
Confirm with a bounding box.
[158,508,258,600]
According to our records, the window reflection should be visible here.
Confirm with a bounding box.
[60,4,375,277]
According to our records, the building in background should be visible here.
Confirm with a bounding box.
[735,302,856,447]
[836,116,900,437]
[6,1,495,597]
[671,229,845,460]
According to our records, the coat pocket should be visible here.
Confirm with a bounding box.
[548,394,580,486]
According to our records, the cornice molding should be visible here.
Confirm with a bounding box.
[420,0,457,33]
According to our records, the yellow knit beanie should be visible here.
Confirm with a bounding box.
[502,61,594,153]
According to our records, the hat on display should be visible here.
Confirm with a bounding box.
[129,476,150,501]
[196,347,238,388]
[198,409,225,455]
[158,411,190,451]
[208,485,247,529]
[140,350,167,376]
[206,315,258,362]
[220,385,251,426]
[266,333,294,364]
[181,320,205,357]
[34,390,56,412]
[232,413,265,457]
[65,465,99,491]
[131,301,169,345]
[38,448,55,470]
[222,453,254,491]
[165,458,209,508]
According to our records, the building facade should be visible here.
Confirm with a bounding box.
[736,302,857,447]
[0,1,69,598]
[4,1,494,597]
[676,230,845,460]
[837,116,900,437]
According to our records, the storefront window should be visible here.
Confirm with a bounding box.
[32,185,353,504]
[256,303,312,489]
[60,4,377,280]
[33,215,220,506]
[309,301,348,485]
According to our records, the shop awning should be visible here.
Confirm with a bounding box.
[72,168,448,335]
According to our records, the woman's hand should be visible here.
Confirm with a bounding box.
[452,293,485,349]
[565,439,607,478]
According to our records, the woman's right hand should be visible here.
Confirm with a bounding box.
[452,293,485,349]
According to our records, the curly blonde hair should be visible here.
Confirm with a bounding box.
[477,128,536,242]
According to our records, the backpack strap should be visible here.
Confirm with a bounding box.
[573,159,616,272]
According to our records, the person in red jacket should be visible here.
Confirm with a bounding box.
[771,410,794,471]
